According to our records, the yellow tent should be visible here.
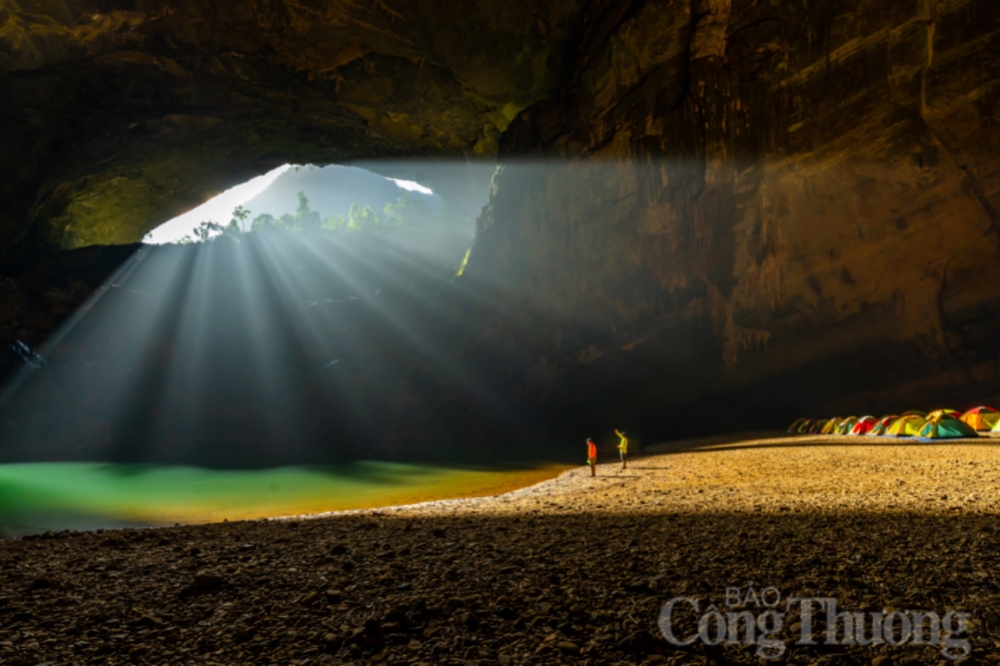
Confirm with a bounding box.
[821,418,842,435]
[870,415,899,436]
[885,415,927,437]
[926,409,962,421]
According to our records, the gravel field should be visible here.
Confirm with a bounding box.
[4,431,1000,665]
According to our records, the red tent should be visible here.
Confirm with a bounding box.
[849,416,878,436]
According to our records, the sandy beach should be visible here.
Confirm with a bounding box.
[3,431,1000,665]
[325,430,1000,519]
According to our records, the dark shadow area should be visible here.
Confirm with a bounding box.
[0,509,994,665]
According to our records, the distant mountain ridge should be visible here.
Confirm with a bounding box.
[243,165,443,220]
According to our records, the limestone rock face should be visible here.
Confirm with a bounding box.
[463,0,1000,437]
[0,0,583,248]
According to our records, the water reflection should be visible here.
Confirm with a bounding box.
[0,461,567,537]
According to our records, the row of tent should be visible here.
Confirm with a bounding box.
[788,406,1000,440]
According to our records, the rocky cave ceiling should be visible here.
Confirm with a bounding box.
[0,0,588,248]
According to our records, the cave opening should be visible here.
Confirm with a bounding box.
[0,158,507,466]
[142,162,476,253]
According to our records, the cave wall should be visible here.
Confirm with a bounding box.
[463,0,1000,437]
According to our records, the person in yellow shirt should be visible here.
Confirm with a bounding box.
[615,429,628,470]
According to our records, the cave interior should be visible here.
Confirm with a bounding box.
[2,0,1000,466]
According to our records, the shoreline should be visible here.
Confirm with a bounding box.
[282,430,1000,520]
[271,464,580,522]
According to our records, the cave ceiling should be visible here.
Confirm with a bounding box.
[0,0,586,249]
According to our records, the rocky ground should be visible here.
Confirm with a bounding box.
[3,431,1000,665]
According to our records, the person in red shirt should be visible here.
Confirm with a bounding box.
[586,438,597,477]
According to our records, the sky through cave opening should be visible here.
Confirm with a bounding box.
[143,164,454,245]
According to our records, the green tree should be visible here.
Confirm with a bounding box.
[383,192,435,228]
[191,220,223,242]
[323,214,348,231]
[347,203,380,232]
[251,212,279,231]
[221,205,251,239]
[295,191,322,231]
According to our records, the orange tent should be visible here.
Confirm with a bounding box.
[885,415,927,437]
[960,406,999,432]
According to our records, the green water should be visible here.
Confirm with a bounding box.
[0,461,567,536]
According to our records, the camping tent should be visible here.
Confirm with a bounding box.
[850,416,878,435]
[917,417,978,440]
[885,415,927,437]
[993,418,1000,434]
[788,418,808,433]
[821,418,842,435]
[869,415,899,436]
[796,419,815,433]
[901,410,926,416]
[926,409,962,421]
[808,420,828,434]
[960,406,999,432]
[835,417,859,435]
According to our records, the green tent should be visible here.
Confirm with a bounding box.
[916,417,978,440]
[835,417,859,435]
